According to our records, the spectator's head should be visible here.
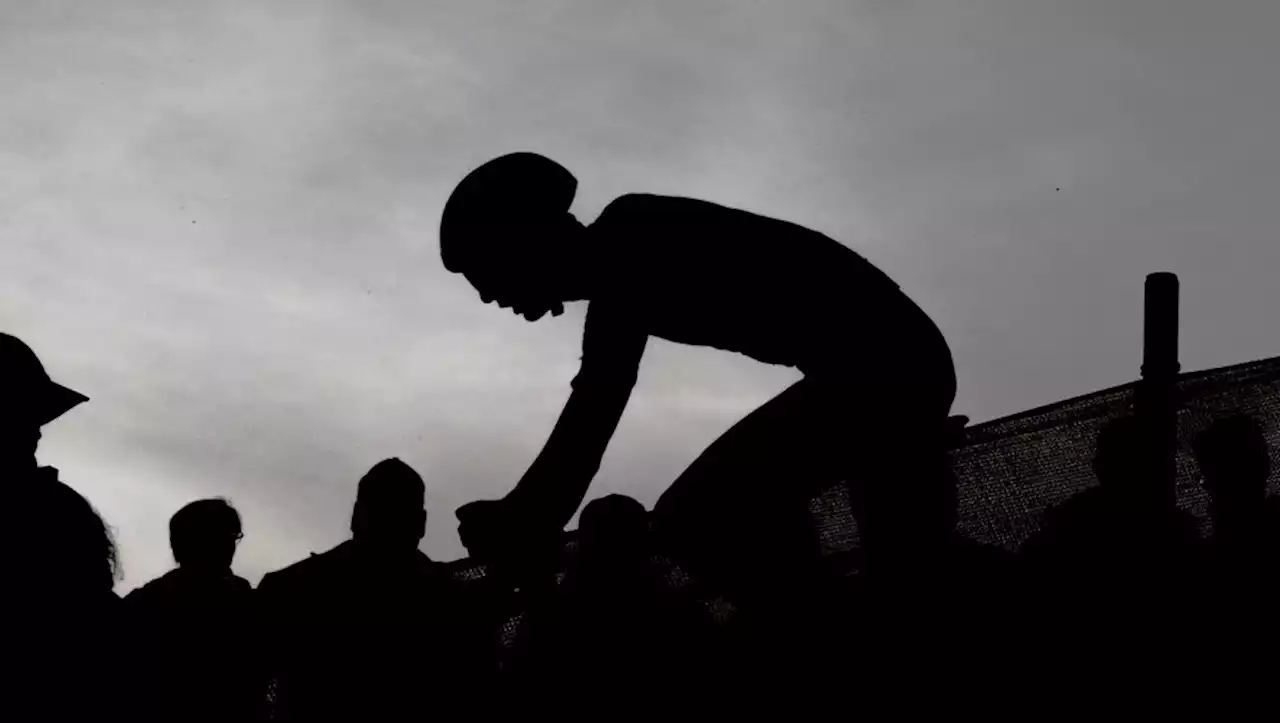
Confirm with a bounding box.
[0,333,88,471]
[351,458,427,550]
[1093,416,1145,488]
[170,498,242,573]
[439,152,587,323]
[578,494,649,571]
[1194,415,1271,507]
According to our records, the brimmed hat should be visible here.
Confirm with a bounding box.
[0,333,89,426]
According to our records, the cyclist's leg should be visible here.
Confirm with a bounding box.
[651,299,957,597]
[650,375,859,605]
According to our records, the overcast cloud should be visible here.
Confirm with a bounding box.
[3,0,1277,591]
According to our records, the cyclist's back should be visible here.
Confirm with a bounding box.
[588,193,911,374]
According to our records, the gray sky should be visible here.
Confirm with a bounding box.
[3,0,1277,592]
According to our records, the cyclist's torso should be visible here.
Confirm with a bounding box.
[586,194,902,371]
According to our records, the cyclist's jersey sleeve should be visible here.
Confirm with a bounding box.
[572,299,648,391]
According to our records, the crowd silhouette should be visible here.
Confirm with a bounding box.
[5,152,1278,717]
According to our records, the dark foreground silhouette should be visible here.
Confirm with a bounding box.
[1022,415,1204,588]
[126,499,263,722]
[6,168,1280,716]
[1193,415,1279,650]
[2,333,114,602]
[2,333,122,717]
[442,152,957,604]
[500,494,719,708]
[257,458,489,721]
[1196,415,1280,563]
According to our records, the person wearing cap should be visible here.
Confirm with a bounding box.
[439,153,957,595]
[1,332,90,473]
[1,332,116,601]
[2,332,122,715]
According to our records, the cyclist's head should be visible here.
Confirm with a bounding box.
[440,152,583,321]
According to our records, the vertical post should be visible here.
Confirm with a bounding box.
[1138,272,1180,508]
[1141,272,1181,383]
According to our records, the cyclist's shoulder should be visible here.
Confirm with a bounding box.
[593,193,737,226]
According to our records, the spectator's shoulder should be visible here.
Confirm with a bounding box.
[122,583,148,607]
[123,569,181,611]
[259,543,348,595]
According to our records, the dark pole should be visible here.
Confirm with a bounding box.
[1142,272,1180,383]
[1138,272,1180,508]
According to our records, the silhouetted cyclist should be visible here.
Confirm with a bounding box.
[440,152,957,593]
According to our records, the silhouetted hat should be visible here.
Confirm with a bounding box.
[439,152,578,273]
[0,333,89,426]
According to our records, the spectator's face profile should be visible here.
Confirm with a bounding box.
[221,530,243,565]
[0,408,41,461]
[198,531,240,570]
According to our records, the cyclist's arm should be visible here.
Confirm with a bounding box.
[507,301,648,529]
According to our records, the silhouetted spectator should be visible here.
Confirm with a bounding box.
[258,459,488,721]
[126,499,263,722]
[1024,416,1201,578]
[1021,415,1203,663]
[576,493,650,575]
[1194,415,1279,612]
[2,332,122,715]
[441,153,957,601]
[1188,416,1279,692]
[1195,416,1278,547]
[505,495,714,711]
[2,333,116,602]
[839,436,1019,691]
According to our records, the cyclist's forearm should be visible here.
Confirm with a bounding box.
[508,372,636,528]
